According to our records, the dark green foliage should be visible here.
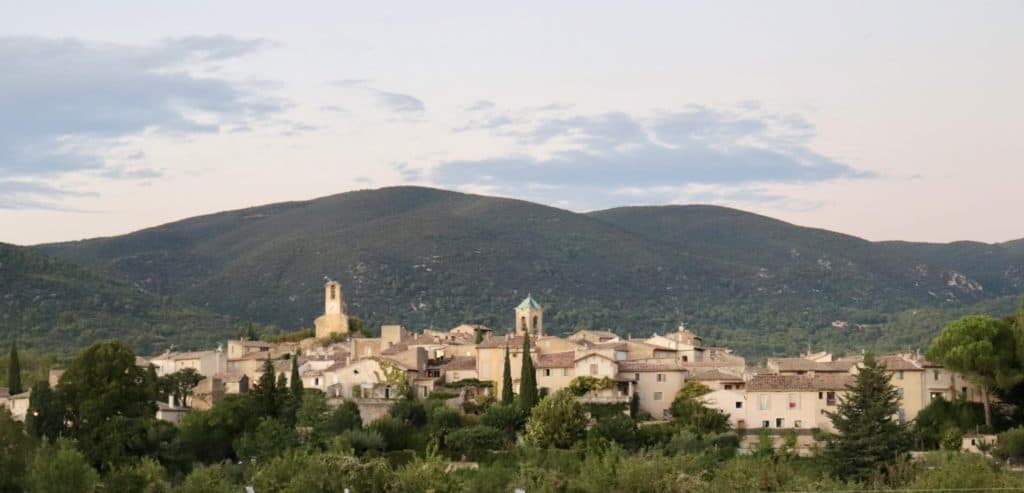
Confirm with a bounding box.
[370,415,411,451]
[588,414,639,450]
[993,427,1024,461]
[252,358,281,419]
[26,380,62,441]
[0,243,262,355]
[428,405,463,434]
[669,387,730,435]
[824,353,911,481]
[480,404,526,441]
[289,355,303,399]
[388,399,428,427]
[519,335,538,411]
[629,392,640,418]
[339,429,387,456]
[445,425,505,460]
[158,368,202,408]
[100,458,168,493]
[525,390,587,448]
[0,409,34,493]
[7,341,21,395]
[233,417,298,463]
[174,394,260,463]
[323,400,362,434]
[501,346,513,405]
[28,439,100,493]
[55,341,158,469]
[912,397,989,449]
[37,188,1024,358]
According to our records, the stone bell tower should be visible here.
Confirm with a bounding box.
[514,294,543,336]
[315,279,350,339]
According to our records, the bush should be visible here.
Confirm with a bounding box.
[177,464,235,493]
[429,405,464,433]
[388,399,428,427]
[636,422,676,448]
[323,400,362,434]
[339,429,386,456]
[427,391,459,400]
[588,414,639,450]
[370,416,411,451]
[233,418,298,463]
[101,458,169,493]
[526,390,587,449]
[940,427,964,451]
[28,439,100,493]
[567,376,615,396]
[993,426,1024,461]
[480,404,526,440]
[446,425,506,460]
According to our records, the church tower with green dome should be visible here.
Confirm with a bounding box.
[515,294,543,336]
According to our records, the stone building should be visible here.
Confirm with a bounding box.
[315,280,350,339]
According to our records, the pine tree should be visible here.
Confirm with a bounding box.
[519,332,538,410]
[253,357,279,419]
[7,341,22,395]
[290,355,303,399]
[501,345,514,405]
[824,353,910,482]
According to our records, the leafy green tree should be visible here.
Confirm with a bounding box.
[7,341,21,395]
[26,380,62,441]
[927,315,1022,427]
[0,409,35,493]
[174,394,259,463]
[480,403,526,441]
[339,429,387,456]
[501,345,514,405]
[234,417,299,463]
[668,383,730,435]
[178,464,235,493]
[101,458,169,493]
[588,414,639,450]
[55,341,158,469]
[297,390,330,430]
[323,400,363,434]
[519,334,538,410]
[28,439,100,493]
[389,399,428,426]
[993,426,1024,461]
[824,353,910,482]
[158,368,202,408]
[290,356,303,399]
[526,389,587,448]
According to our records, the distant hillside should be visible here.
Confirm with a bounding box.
[37,187,1024,357]
[0,243,254,354]
[1005,238,1024,256]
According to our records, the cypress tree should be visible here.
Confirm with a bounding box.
[253,357,279,418]
[824,353,910,482]
[501,345,514,405]
[519,332,538,410]
[290,355,303,398]
[8,341,22,395]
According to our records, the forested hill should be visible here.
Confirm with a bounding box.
[36,186,1024,357]
[0,243,251,354]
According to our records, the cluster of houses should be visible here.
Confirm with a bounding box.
[1,280,987,445]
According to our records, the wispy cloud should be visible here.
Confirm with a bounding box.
[0,35,283,209]
[430,104,873,210]
[333,79,424,114]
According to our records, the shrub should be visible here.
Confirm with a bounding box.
[993,426,1024,461]
[233,418,298,463]
[28,439,100,493]
[101,458,169,493]
[525,390,587,449]
[323,400,362,434]
[339,429,386,456]
[177,464,234,493]
[940,427,964,451]
[446,425,506,460]
[567,376,615,396]
[388,399,428,427]
[588,414,639,450]
[480,404,526,440]
[369,416,410,451]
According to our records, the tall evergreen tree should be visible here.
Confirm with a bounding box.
[824,353,910,482]
[519,332,538,410]
[252,357,279,419]
[501,345,514,405]
[7,341,22,395]
[290,355,303,399]
[26,380,61,441]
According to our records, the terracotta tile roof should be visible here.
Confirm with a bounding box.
[440,356,477,371]
[689,369,744,381]
[747,374,854,391]
[617,359,688,372]
[680,360,744,369]
[211,372,247,383]
[381,342,409,355]
[877,355,923,371]
[535,351,575,368]
[476,335,537,349]
[768,357,858,373]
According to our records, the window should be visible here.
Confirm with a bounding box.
[724,384,733,390]
[735,401,743,409]
[776,418,784,428]
[656,373,666,382]
[787,393,799,410]
[737,419,746,429]
[654,392,663,401]
[826,391,836,406]
[590,364,598,375]
[532,316,539,330]
[934,370,940,381]
[543,369,551,377]
[634,373,640,381]
[818,391,823,399]
[898,370,904,380]
[961,387,968,399]
[930,392,942,400]
[682,356,688,362]
[314,377,320,386]
[563,368,570,377]
[758,394,771,410]
[422,386,429,397]
[762,420,770,428]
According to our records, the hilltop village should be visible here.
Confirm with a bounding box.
[2,280,984,448]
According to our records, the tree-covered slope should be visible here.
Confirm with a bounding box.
[37,187,1024,356]
[0,242,251,354]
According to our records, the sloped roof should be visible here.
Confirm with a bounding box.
[689,369,744,381]
[535,351,575,368]
[747,374,854,392]
[517,294,542,309]
[617,359,688,372]
[768,357,858,373]
[440,356,477,371]
[476,335,537,349]
[877,355,923,371]
[211,372,247,383]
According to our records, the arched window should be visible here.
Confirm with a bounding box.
[532,316,539,330]
[330,284,336,300]
[520,316,527,331]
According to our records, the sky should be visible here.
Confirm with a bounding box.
[1,1,1022,245]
